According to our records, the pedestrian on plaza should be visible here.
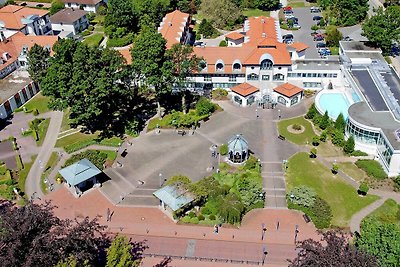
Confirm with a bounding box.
[276,220,280,230]
[107,208,110,222]
[109,211,114,222]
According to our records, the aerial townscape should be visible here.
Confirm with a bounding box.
[0,0,400,266]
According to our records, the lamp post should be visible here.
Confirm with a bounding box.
[262,246,268,265]
[261,223,267,240]
[159,173,163,187]
[278,109,281,120]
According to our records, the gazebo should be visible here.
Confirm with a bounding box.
[228,134,249,163]
[59,158,102,197]
[153,185,194,216]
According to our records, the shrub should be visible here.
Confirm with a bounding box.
[310,197,332,228]
[188,211,196,218]
[32,109,39,116]
[196,97,215,116]
[310,147,317,158]
[305,103,318,119]
[219,40,227,47]
[312,136,320,146]
[287,186,317,207]
[343,135,355,154]
[219,144,228,155]
[0,164,7,175]
[32,130,39,141]
[331,129,345,146]
[97,5,107,16]
[189,217,199,224]
[209,214,216,220]
[106,34,134,47]
[319,131,327,142]
[332,163,339,174]
[350,150,368,157]
[182,216,191,223]
[81,30,91,36]
[88,25,94,31]
[165,175,191,189]
[197,214,205,221]
[358,182,369,195]
[200,207,211,215]
[211,88,228,100]
[292,124,302,131]
[394,176,400,191]
[205,200,219,215]
[243,155,259,170]
[355,160,388,180]
[63,150,107,170]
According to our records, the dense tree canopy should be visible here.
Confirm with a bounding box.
[27,44,50,84]
[289,230,379,267]
[133,0,170,26]
[49,0,64,15]
[318,0,369,26]
[362,6,400,55]
[199,0,242,28]
[253,0,279,11]
[104,0,137,33]
[356,218,400,267]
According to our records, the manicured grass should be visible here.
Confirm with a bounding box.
[243,8,270,17]
[36,118,50,146]
[60,109,72,132]
[45,152,59,172]
[94,25,104,32]
[317,141,346,157]
[364,199,400,225]
[100,150,118,161]
[18,155,37,194]
[277,116,315,145]
[286,152,380,227]
[55,132,122,153]
[287,1,306,8]
[337,162,368,182]
[83,33,104,47]
[23,93,50,114]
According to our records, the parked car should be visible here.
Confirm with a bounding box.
[292,23,301,29]
[310,6,321,13]
[283,9,293,15]
[285,14,295,19]
[391,45,400,56]
[283,6,292,11]
[319,48,331,55]
[194,41,204,47]
[313,15,323,21]
[313,35,324,41]
[316,42,326,48]
[283,34,294,40]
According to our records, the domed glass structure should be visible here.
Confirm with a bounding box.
[228,134,249,163]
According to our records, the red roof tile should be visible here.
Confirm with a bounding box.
[231,83,259,97]
[288,42,309,52]
[0,5,48,30]
[158,10,190,49]
[273,83,303,97]
[225,32,244,40]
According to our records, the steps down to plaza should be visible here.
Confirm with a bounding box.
[262,162,287,209]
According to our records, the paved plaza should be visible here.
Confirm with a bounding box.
[100,100,308,208]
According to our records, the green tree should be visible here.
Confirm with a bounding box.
[325,0,368,26]
[287,186,317,207]
[196,97,215,116]
[319,111,330,130]
[343,135,355,154]
[27,44,50,84]
[334,113,346,133]
[362,6,400,55]
[134,0,170,26]
[49,0,64,15]
[198,19,218,38]
[331,129,345,146]
[253,0,279,10]
[200,0,242,28]
[356,219,400,267]
[105,0,137,33]
[305,103,318,119]
[106,235,142,267]
[325,26,343,47]
[236,172,264,209]
[217,192,244,224]
[131,25,173,118]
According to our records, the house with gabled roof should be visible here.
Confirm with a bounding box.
[158,9,190,49]
[63,0,107,13]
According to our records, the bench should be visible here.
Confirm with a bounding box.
[303,214,311,223]
[177,130,186,136]
[278,135,286,140]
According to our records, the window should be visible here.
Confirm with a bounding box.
[273,73,284,81]
[262,75,270,81]
[277,96,287,105]
[204,75,211,82]
[290,96,299,105]
[247,73,259,81]
[233,63,241,71]
[229,75,237,82]
[216,62,224,71]
[260,59,273,70]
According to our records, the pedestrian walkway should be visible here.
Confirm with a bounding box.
[262,162,287,208]
[349,197,387,233]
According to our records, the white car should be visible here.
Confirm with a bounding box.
[285,14,295,19]
[310,7,321,13]
[292,23,301,29]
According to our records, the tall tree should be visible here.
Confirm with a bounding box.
[319,111,330,130]
[343,135,355,154]
[167,43,201,113]
[321,0,368,26]
[289,230,379,267]
[362,6,400,55]
[253,0,279,11]
[49,0,64,15]
[356,218,400,267]
[27,44,50,84]
[104,0,137,32]
[131,25,173,117]
[334,113,346,133]
[325,26,343,47]
[106,235,146,267]
[199,0,242,29]
[133,0,170,26]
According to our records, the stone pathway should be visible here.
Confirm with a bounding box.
[262,162,287,208]
[349,197,387,233]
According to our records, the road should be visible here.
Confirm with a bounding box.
[25,111,63,199]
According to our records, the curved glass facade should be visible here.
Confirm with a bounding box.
[346,119,380,145]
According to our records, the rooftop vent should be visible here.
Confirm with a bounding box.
[261,19,265,24]
[262,32,266,37]
[169,22,172,26]
[2,52,10,61]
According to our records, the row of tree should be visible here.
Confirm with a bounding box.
[318,0,369,26]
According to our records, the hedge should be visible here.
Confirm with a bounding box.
[63,150,107,170]
[355,159,388,180]
[106,34,134,47]
[288,196,332,229]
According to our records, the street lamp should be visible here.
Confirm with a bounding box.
[278,109,281,120]
[261,223,267,240]
[262,245,268,265]
[159,173,166,187]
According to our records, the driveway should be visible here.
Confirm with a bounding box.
[290,7,320,58]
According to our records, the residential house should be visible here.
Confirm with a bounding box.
[63,0,107,13]
[50,8,89,35]
[0,5,52,35]
[158,9,190,49]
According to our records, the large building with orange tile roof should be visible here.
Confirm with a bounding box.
[0,5,52,36]
[158,10,190,49]
[63,0,107,13]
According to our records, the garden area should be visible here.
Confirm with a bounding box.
[147,97,220,131]
[285,152,379,228]
[166,156,264,226]
[19,93,50,114]
[83,33,104,47]
[22,118,50,146]
[277,116,315,145]
[55,132,122,154]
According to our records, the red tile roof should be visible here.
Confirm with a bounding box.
[10,32,58,55]
[225,32,244,40]
[231,83,259,97]
[158,10,189,49]
[288,42,309,52]
[62,0,102,4]
[0,5,48,30]
[273,83,303,97]
[117,48,132,64]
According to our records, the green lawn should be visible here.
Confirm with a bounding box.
[18,155,37,194]
[36,118,50,146]
[83,33,104,47]
[55,132,122,153]
[286,152,380,227]
[277,116,315,145]
[287,1,306,8]
[41,152,60,194]
[99,150,118,161]
[363,199,400,225]
[23,93,50,114]
[243,8,270,17]
[60,109,72,132]
[94,25,104,32]
[337,162,368,182]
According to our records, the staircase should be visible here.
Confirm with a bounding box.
[262,162,287,209]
